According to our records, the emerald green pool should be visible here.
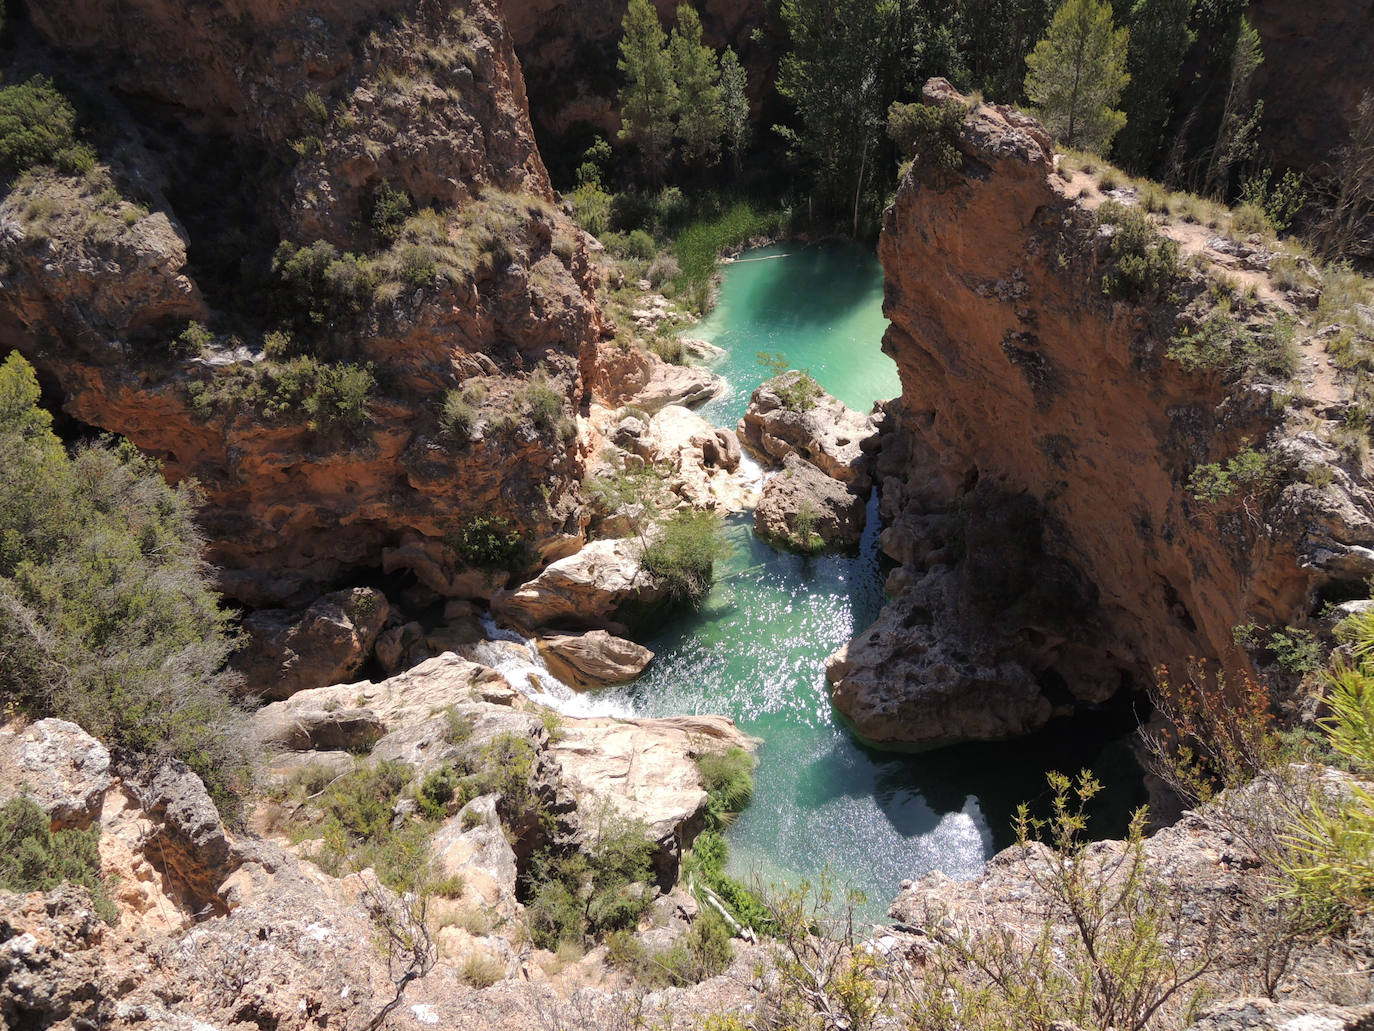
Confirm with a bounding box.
[497,241,1144,919]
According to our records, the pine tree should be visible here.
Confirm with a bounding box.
[1023,0,1130,153]
[719,47,751,175]
[617,0,677,187]
[669,5,725,169]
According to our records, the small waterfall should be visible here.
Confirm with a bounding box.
[473,615,636,719]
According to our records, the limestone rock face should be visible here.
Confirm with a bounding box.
[231,587,390,699]
[826,569,1052,747]
[755,454,868,553]
[538,629,654,687]
[738,373,879,489]
[5,0,605,609]
[0,720,111,829]
[591,344,722,414]
[836,79,1374,746]
[492,538,665,632]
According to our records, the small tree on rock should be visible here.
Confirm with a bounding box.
[1024,0,1130,154]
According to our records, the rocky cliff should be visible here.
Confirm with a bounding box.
[2,0,611,607]
[829,80,1374,747]
[1249,0,1374,180]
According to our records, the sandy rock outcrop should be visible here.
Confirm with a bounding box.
[492,537,666,632]
[832,80,1374,746]
[738,373,879,490]
[591,344,723,413]
[230,587,389,699]
[0,720,112,829]
[755,453,868,552]
[538,629,654,687]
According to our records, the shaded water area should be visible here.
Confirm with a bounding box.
[503,241,1146,919]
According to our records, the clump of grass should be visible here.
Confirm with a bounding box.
[461,953,505,988]
[694,746,755,829]
[640,510,731,608]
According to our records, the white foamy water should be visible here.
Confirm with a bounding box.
[473,615,636,719]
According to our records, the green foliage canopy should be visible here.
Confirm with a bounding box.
[1023,0,1130,153]
[0,352,249,813]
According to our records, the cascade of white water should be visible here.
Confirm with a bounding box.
[472,615,636,718]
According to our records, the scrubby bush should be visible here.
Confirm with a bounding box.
[447,514,527,573]
[1186,443,1284,506]
[368,180,413,244]
[887,99,966,187]
[0,352,249,814]
[0,795,117,924]
[439,388,476,441]
[624,229,657,260]
[768,369,823,412]
[0,77,96,178]
[524,815,658,949]
[1096,200,1182,302]
[641,510,730,607]
[273,356,375,431]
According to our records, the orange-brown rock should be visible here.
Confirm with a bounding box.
[3,0,608,606]
[831,80,1374,747]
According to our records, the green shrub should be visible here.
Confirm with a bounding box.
[641,510,730,607]
[0,77,96,178]
[1168,305,1299,380]
[173,320,214,357]
[624,229,657,260]
[683,827,777,936]
[768,370,823,412]
[524,816,657,949]
[273,357,375,431]
[1096,200,1182,302]
[887,99,966,187]
[0,353,249,815]
[274,240,376,328]
[570,182,612,237]
[0,796,117,924]
[1186,443,1284,505]
[368,180,413,244]
[694,746,755,829]
[447,514,527,573]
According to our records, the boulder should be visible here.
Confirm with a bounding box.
[738,373,879,489]
[632,357,722,414]
[250,707,387,753]
[538,629,654,688]
[755,454,868,552]
[0,719,111,829]
[826,569,1053,748]
[550,714,756,886]
[492,538,666,632]
[429,795,521,924]
[230,587,390,700]
[249,653,520,753]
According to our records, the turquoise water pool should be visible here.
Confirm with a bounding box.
[578,240,1144,919]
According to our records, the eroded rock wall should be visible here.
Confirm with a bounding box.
[3,0,611,606]
[831,81,1374,747]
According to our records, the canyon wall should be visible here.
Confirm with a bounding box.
[1249,0,1374,178]
[3,0,611,607]
[829,80,1374,748]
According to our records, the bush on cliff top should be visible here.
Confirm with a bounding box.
[0,77,96,179]
[0,352,250,815]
